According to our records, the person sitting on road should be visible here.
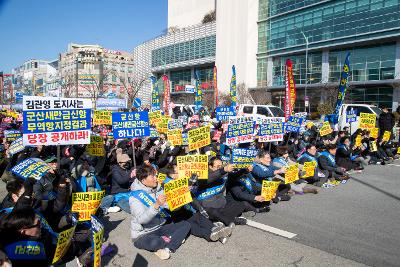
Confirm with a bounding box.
[318,144,349,181]
[130,165,191,260]
[297,144,327,187]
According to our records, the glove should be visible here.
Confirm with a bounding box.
[188,173,198,186]
[199,207,209,219]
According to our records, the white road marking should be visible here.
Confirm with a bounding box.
[246,219,297,239]
[388,164,400,167]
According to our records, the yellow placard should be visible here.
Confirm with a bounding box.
[156,116,170,134]
[91,216,104,267]
[164,177,193,211]
[382,131,391,142]
[157,172,167,183]
[355,135,362,147]
[93,110,112,125]
[261,181,280,201]
[149,110,162,125]
[86,136,105,156]
[370,141,378,152]
[52,226,76,264]
[359,113,376,129]
[177,155,208,179]
[168,129,183,146]
[188,126,211,151]
[370,128,379,139]
[71,191,105,221]
[319,121,333,137]
[397,147,400,154]
[284,164,299,184]
[301,161,317,178]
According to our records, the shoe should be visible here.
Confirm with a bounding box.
[78,247,93,267]
[381,161,386,165]
[272,197,280,203]
[242,210,256,218]
[101,243,116,256]
[107,206,121,213]
[210,226,223,241]
[219,236,228,244]
[219,226,233,238]
[233,217,247,225]
[154,248,170,260]
[256,206,270,213]
[280,194,291,201]
[214,221,224,228]
[228,222,235,235]
[210,225,232,241]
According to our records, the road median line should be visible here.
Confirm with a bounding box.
[246,219,297,239]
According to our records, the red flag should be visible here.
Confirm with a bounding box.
[213,66,218,107]
[285,59,296,120]
[162,75,171,115]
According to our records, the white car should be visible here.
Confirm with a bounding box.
[337,104,381,134]
[238,104,285,119]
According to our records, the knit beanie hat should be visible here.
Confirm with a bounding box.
[116,148,131,163]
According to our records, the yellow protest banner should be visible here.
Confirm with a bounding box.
[261,181,280,201]
[177,155,208,179]
[71,191,105,221]
[93,110,112,125]
[301,161,317,178]
[359,113,376,129]
[188,126,211,151]
[284,164,299,184]
[370,128,379,139]
[397,147,400,154]
[86,136,105,156]
[370,141,378,152]
[157,172,167,183]
[52,225,76,264]
[149,110,162,125]
[91,216,104,267]
[319,121,333,137]
[156,116,170,134]
[382,131,391,142]
[168,129,183,146]
[355,135,362,147]
[164,177,193,211]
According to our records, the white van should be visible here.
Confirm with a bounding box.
[238,104,285,118]
[337,104,381,133]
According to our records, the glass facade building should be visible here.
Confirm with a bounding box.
[257,0,400,111]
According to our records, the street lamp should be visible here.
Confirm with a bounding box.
[295,26,309,113]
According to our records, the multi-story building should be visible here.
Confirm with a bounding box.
[12,59,57,97]
[59,43,137,103]
[255,0,400,111]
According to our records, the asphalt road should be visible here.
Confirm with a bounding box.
[1,161,399,266]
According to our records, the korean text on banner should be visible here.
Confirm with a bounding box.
[4,130,22,142]
[9,137,24,156]
[52,217,77,264]
[93,110,112,125]
[91,215,104,267]
[150,76,160,111]
[194,71,203,112]
[301,161,317,178]
[215,106,236,121]
[149,110,162,125]
[359,113,376,129]
[11,158,50,180]
[284,59,296,120]
[86,136,105,156]
[188,126,210,151]
[177,155,208,179]
[346,109,357,123]
[157,172,167,183]
[355,135,362,147]
[162,75,171,116]
[164,177,193,211]
[22,97,92,146]
[156,116,170,134]
[168,129,183,146]
[230,65,237,108]
[285,116,304,133]
[370,141,378,152]
[226,117,256,145]
[231,148,258,168]
[382,131,391,142]
[261,181,280,201]
[72,191,105,221]
[370,128,379,139]
[167,119,183,130]
[334,53,351,116]
[258,117,285,142]
[284,164,299,184]
[319,121,333,137]
[112,111,150,139]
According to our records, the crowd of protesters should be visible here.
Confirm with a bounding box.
[0,104,399,266]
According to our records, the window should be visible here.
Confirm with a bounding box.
[257,106,271,117]
[242,106,253,114]
[269,107,285,117]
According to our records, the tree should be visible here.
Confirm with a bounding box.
[237,83,255,105]
[317,83,338,115]
[59,75,75,98]
[250,90,272,105]
[118,72,147,108]
[219,92,232,107]
[202,10,216,24]
[84,70,114,102]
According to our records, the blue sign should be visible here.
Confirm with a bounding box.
[107,93,117,99]
[11,158,51,180]
[8,137,24,156]
[215,106,236,121]
[231,148,258,167]
[15,92,23,100]
[133,98,142,109]
[346,109,357,123]
[285,116,304,133]
[112,111,150,139]
[96,98,127,110]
